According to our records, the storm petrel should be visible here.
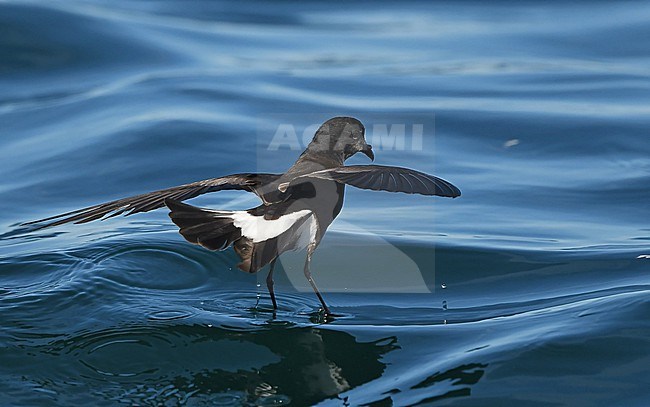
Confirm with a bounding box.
[24,117,461,314]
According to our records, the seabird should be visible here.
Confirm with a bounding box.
[24,117,461,315]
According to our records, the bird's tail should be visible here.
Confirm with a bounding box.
[165,198,242,252]
[164,199,278,273]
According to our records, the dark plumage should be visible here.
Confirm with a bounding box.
[23,117,460,314]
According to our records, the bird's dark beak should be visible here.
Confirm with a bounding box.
[362,144,374,161]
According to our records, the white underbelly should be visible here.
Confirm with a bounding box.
[293,212,318,250]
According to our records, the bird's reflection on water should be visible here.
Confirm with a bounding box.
[32,323,397,405]
[12,321,492,405]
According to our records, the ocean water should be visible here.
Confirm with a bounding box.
[1,1,650,405]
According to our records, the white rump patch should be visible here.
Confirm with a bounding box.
[220,209,315,244]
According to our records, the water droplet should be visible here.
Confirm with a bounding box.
[442,300,448,310]
[441,283,447,289]
[255,283,262,301]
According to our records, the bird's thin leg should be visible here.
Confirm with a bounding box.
[303,246,331,315]
[266,257,278,311]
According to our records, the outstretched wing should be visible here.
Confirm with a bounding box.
[23,173,281,229]
[281,165,461,198]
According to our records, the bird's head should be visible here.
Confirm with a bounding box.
[308,117,374,161]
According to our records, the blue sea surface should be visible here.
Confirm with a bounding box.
[1,1,649,405]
